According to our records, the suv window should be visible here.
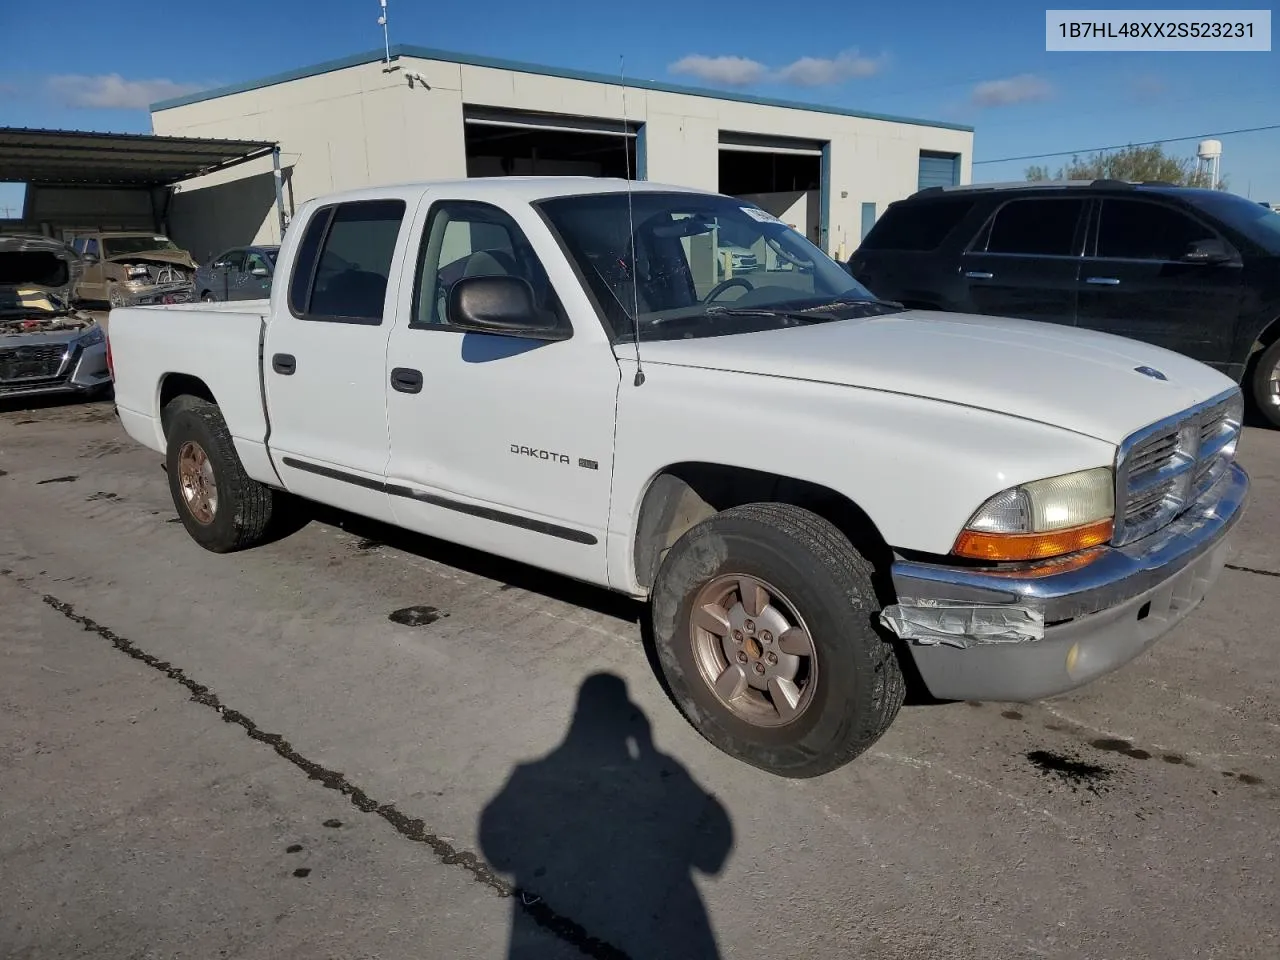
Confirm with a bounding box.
[1096,199,1217,261]
[412,200,568,331]
[288,199,406,324]
[860,199,975,251]
[220,249,246,270]
[980,198,1085,257]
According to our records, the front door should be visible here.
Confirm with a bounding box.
[1075,198,1244,366]
[383,194,620,585]
[958,196,1087,328]
[262,197,412,524]
[239,251,275,301]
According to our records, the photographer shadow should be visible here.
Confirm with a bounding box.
[479,672,733,959]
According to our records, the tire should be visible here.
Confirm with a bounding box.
[107,283,128,309]
[650,502,905,778]
[164,395,275,552]
[1250,339,1280,428]
[201,291,217,303]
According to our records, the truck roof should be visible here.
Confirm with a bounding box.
[301,177,709,207]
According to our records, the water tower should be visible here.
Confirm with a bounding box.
[1196,139,1222,186]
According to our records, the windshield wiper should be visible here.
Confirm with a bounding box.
[703,305,827,323]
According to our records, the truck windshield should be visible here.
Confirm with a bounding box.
[102,236,181,258]
[536,191,886,342]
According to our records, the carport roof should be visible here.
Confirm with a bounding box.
[0,127,278,187]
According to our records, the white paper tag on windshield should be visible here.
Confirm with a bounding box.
[740,206,781,224]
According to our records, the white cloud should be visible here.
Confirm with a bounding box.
[1130,74,1167,100]
[775,51,886,86]
[47,74,206,110]
[970,73,1053,107]
[669,55,768,87]
[669,50,886,88]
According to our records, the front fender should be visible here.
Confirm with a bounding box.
[607,363,1116,594]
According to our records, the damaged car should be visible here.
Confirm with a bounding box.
[69,231,196,308]
[0,235,111,401]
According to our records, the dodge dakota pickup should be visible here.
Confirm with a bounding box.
[108,178,1250,777]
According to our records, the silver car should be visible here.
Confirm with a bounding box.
[0,235,111,401]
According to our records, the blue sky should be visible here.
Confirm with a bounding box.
[1,0,1277,215]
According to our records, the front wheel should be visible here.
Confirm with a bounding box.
[650,503,905,778]
[1250,339,1280,428]
[164,396,276,552]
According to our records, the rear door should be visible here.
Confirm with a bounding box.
[219,250,246,301]
[262,197,413,523]
[958,196,1086,327]
[1075,197,1244,364]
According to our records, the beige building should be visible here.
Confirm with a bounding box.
[151,46,973,263]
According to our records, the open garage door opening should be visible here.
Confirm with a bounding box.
[719,133,825,262]
[464,107,638,179]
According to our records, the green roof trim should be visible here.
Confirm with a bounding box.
[151,44,973,133]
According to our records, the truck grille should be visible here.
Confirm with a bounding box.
[1113,389,1243,546]
[0,343,69,382]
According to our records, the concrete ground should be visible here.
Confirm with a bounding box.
[1,395,1277,960]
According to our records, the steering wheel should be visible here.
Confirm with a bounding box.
[703,277,754,303]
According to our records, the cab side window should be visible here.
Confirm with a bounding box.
[288,199,407,324]
[411,200,568,332]
[1096,200,1218,261]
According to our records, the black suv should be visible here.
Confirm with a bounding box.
[848,180,1280,426]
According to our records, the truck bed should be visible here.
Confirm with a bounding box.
[108,303,277,485]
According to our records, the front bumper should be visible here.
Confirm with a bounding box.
[0,340,111,400]
[884,461,1249,702]
[120,280,193,306]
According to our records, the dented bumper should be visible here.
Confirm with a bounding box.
[883,461,1249,702]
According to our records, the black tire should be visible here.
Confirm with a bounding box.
[164,395,275,552]
[1250,339,1280,428]
[650,502,905,778]
[201,291,217,303]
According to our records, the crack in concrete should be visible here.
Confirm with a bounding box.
[1225,563,1280,579]
[34,589,631,960]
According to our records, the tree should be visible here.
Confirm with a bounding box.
[1025,143,1227,189]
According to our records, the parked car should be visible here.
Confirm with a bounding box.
[0,235,111,400]
[107,178,1248,778]
[68,231,197,308]
[195,245,280,302]
[847,180,1280,426]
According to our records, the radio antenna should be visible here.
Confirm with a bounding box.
[620,55,645,387]
[377,0,391,64]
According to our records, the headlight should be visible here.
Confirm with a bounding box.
[75,326,105,348]
[953,467,1114,561]
[126,265,150,279]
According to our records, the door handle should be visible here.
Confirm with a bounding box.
[390,367,424,394]
[964,271,994,279]
[1086,277,1121,285]
[271,353,296,375]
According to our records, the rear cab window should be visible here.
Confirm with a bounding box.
[288,198,407,324]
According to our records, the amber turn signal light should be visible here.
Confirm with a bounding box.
[952,518,1114,562]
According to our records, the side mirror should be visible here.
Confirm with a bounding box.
[250,265,269,277]
[1182,237,1235,264]
[83,253,99,263]
[447,275,569,340]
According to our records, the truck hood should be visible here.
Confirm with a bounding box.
[106,249,197,269]
[632,309,1238,445]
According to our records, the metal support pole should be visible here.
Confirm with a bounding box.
[272,147,288,239]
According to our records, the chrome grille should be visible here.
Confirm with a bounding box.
[0,343,68,382]
[1114,388,1243,546]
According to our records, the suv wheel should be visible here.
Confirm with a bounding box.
[1251,339,1280,428]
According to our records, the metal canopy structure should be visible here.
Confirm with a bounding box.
[0,127,277,186]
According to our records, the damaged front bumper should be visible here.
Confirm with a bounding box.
[882,461,1249,702]
[117,280,193,306]
[0,337,111,400]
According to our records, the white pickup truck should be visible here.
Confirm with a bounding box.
[109,177,1250,777]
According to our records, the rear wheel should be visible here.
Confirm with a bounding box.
[650,502,905,778]
[164,396,275,552]
[201,291,217,303]
[1250,339,1280,428]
